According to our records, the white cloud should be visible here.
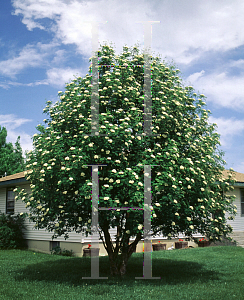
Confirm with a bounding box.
[8,0,244,93]
[186,71,244,111]
[12,0,244,64]
[0,114,33,155]
[209,116,244,147]
[228,59,244,69]
[0,42,56,78]
[0,42,80,87]
[0,114,32,129]
[12,0,64,31]
[0,80,49,89]
[187,70,205,84]
[51,49,67,65]
[46,67,85,87]
[0,81,21,89]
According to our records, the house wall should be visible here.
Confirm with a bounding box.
[226,187,244,232]
[26,238,198,257]
[15,183,30,216]
[12,183,89,243]
[26,240,84,256]
[0,187,6,213]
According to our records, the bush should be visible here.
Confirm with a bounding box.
[50,246,74,257]
[0,211,27,249]
[61,249,74,257]
[50,245,62,255]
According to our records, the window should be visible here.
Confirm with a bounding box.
[50,241,60,251]
[6,188,15,214]
[241,189,244,216]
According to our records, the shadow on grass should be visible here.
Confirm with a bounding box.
[14,251,220,288]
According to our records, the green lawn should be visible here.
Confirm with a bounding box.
[0,246,244,300]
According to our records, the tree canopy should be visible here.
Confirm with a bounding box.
[16,43,237,276]
[0,126,25,176]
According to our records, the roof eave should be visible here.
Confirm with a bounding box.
[0,177,28,187]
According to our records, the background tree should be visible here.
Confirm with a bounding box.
[16,43,237,277]
[0,126,25,176]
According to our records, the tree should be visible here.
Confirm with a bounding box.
[16,43,237,277]
[0,126,25,176]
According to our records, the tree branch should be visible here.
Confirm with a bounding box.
[102,224,114,255]
[114,217,121,254]
[98,227,108,252]
[128,232,142,257]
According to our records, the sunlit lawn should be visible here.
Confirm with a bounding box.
[1,246,244,299]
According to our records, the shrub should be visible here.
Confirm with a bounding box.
[50,245,62,255]
[50,245,73,257]
[0,211,27,249]
[61,248,74,257]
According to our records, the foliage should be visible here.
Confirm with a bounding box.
[0,211,27,249]
[15,42,237,275]
[50,246,74,256]
[50,245,62,255]
[0,126,25,176]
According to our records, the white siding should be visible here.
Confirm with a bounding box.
[23,221,84,242]
[82,228,117,243]
[14,183,30,215]
[82,230,203,243]
[226,187,244,232]
[0,187,6,213]
[13,183,84,242]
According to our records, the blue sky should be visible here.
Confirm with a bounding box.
[0,0,244,173]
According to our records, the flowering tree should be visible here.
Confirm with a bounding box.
[16,43,236,276]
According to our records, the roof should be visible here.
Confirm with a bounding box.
[0,171,27,187]
[0,171,26,182]
[222,169,244,183]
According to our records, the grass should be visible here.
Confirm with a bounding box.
[1,246,244,299]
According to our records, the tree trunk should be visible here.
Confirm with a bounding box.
[108,252,130,276]
[107,233,142,277]
[101,223,142,277]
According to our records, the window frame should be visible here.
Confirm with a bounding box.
[6,187,15,215]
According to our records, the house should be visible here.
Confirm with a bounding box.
[0,170,243,256]
[0,171,90,256]
[222,170,244,247]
